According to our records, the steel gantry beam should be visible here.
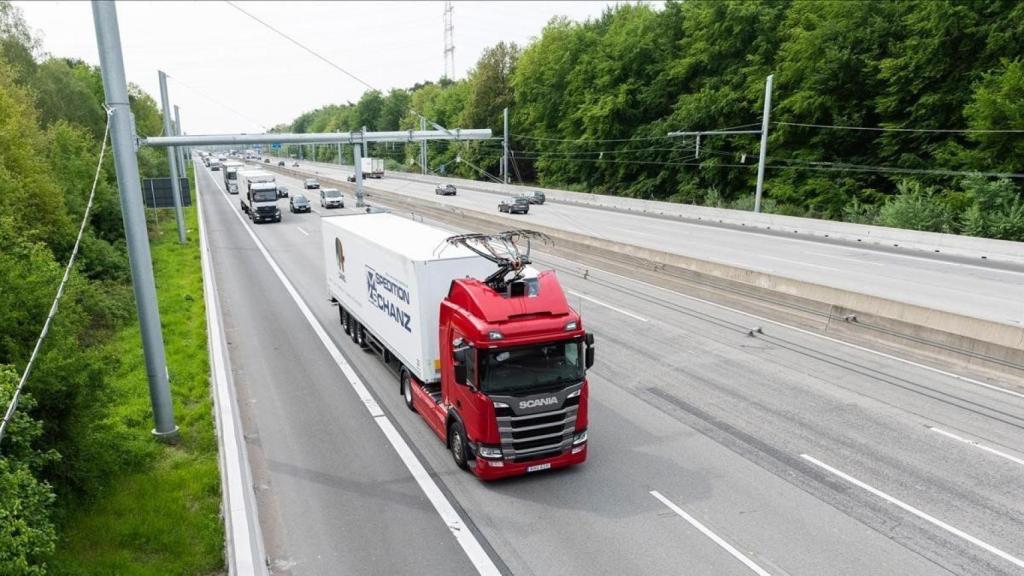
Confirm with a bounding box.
[139,129,492,148]
[142,128,492,209]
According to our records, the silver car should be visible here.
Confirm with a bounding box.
[320,188,344,209]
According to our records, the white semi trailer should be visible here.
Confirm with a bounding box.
[360,157,385,178]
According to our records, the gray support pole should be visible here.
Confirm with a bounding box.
[353,142,365,207]
[420,116,427,174]
[158,70,186,243]
[502,107,509,185]
[337,130,341,165]
[92,1,178,442]
[173,105,185,176]
[754,74,773,213]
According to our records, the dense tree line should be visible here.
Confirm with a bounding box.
[0,3,170,571]
[283,0,1023,240]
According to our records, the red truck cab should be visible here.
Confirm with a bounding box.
[407,270,593,480]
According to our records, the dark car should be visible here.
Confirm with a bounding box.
[277,160,285,166]
[521,190,546,205]
[435,183,457,196]
[320,188,343,209]
[304,178,320,190]
[289,194,311,213]
[498,197,530,214]
[346,174,356,182]
[277,185,289,199]
[264,158,271,163]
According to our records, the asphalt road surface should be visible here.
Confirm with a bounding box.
[269,157,1024,327]
[198,162,1024,575]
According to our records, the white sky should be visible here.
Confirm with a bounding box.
[14,1,643,135]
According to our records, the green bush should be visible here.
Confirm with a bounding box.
[958,176,1024,241]
[877,180,955,233]
[0,366,57,576]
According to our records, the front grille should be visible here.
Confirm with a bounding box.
[496,401,579,463]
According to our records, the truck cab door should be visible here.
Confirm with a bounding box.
[446,329,485,448]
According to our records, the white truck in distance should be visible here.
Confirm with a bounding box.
[222,160,244,194]
[238,169,280,223]
[360,157,384,178]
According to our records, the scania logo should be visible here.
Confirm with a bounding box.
[519,397,558,410]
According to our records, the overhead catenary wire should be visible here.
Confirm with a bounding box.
[455,152,505,184]
[775,121,1024,134]
[766,158,1024,179]
[225,1,377,94]
[0,110,112,449]
[511,154,755,169]
[510,133,671,144]
[224,0,478,160]
[166,72,271,131]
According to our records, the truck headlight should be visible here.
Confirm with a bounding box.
[573,430,587,445]
[492,401,509,409]
[478,445,502,459]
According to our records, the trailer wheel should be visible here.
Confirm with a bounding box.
[449,421,469,470]
[350,319,360,344]
[340,307,350,335]
[401,369,416,412]
[356,323,368,348]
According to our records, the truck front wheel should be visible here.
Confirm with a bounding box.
[401,369,416,413]
[449,421,469,470]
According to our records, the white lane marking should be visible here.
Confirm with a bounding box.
[567,290,648,322]
[196,167,267,575]
[204,169,501,576]
[551,256,1024,401]
[836,244,1024,277]
[927,426,1024,468]
[650,491,772,576]
[758,253,843,272]
[296,226,310,237]
[801,454,1024,570]
[804,250,886,267]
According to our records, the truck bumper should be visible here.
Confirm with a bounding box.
[471,443,587,481]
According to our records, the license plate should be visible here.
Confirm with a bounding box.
[527,463,551,473]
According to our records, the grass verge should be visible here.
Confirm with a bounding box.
[49,189,224,575]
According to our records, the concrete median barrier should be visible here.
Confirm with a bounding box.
[257,162,1024,379]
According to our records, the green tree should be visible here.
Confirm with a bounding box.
[964,59,1024,172]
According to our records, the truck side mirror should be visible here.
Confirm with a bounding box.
[584,333,595,369]
[453,348,468,385]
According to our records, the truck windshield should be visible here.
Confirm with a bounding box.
[252,190,277,202]
[226,171,237,180]
[478,339,583,395]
